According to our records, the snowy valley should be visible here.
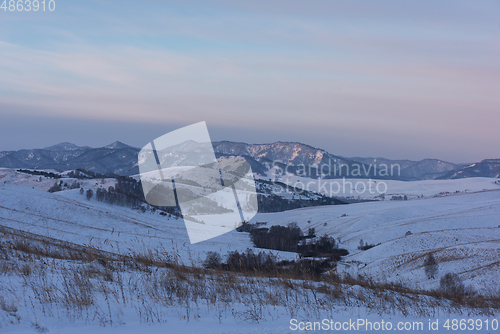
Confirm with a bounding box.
[0,166,499,333]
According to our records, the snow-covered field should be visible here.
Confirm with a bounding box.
[1,168,499,333]
[2,251,493,334]
[254,189,500,293]
[263,171,500,200]
[0,183,265,265]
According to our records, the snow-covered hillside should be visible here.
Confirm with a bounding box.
[0,168,116,192]
[1,174,499,293]
[0,183,295,264]
[254,189,500,293]
[1,178,500,333]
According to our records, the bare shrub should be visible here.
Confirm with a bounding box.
[439,272,474,297]
[0,296,17,313]
[225,249,278,273]
[358,243,377,251]
[20,263,32,276]
[48,182,62,193]
[86,189,94,200]
[203,251,222,269]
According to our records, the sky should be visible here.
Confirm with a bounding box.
[0,0,499,163]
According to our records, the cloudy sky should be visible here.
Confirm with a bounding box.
[0,0,499,162]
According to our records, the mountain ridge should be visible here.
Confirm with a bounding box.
[43,142,91,151]
[0,141,498,180]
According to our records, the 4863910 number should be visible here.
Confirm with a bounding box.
[1,0,55,11]
[443,318,499,331]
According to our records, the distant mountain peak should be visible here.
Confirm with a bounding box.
[43,142,85,151]
[104,141,135,149]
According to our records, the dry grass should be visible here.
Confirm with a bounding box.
[0,224,498,327]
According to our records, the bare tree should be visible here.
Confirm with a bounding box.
[86,189,94,201]
[424,253,438,279]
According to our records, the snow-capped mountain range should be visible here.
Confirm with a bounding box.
[0,141,498,180]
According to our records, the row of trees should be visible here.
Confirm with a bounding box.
[68,169,115,179]
[242,222,348,259]
[94,187,142,208]
[81,177,182,217]
[203,249,337,278]
[79,175,145,208]
[299,235,348,260]
[18,169,61,179]
[250,223,303,252]
[257,194,341,213]
[48,180,81,193]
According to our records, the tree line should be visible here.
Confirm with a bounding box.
[239,222,348,260]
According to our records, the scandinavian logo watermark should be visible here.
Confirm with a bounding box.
[138,122,398,244]
[138,122,259,244]
[269,159,399,197]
